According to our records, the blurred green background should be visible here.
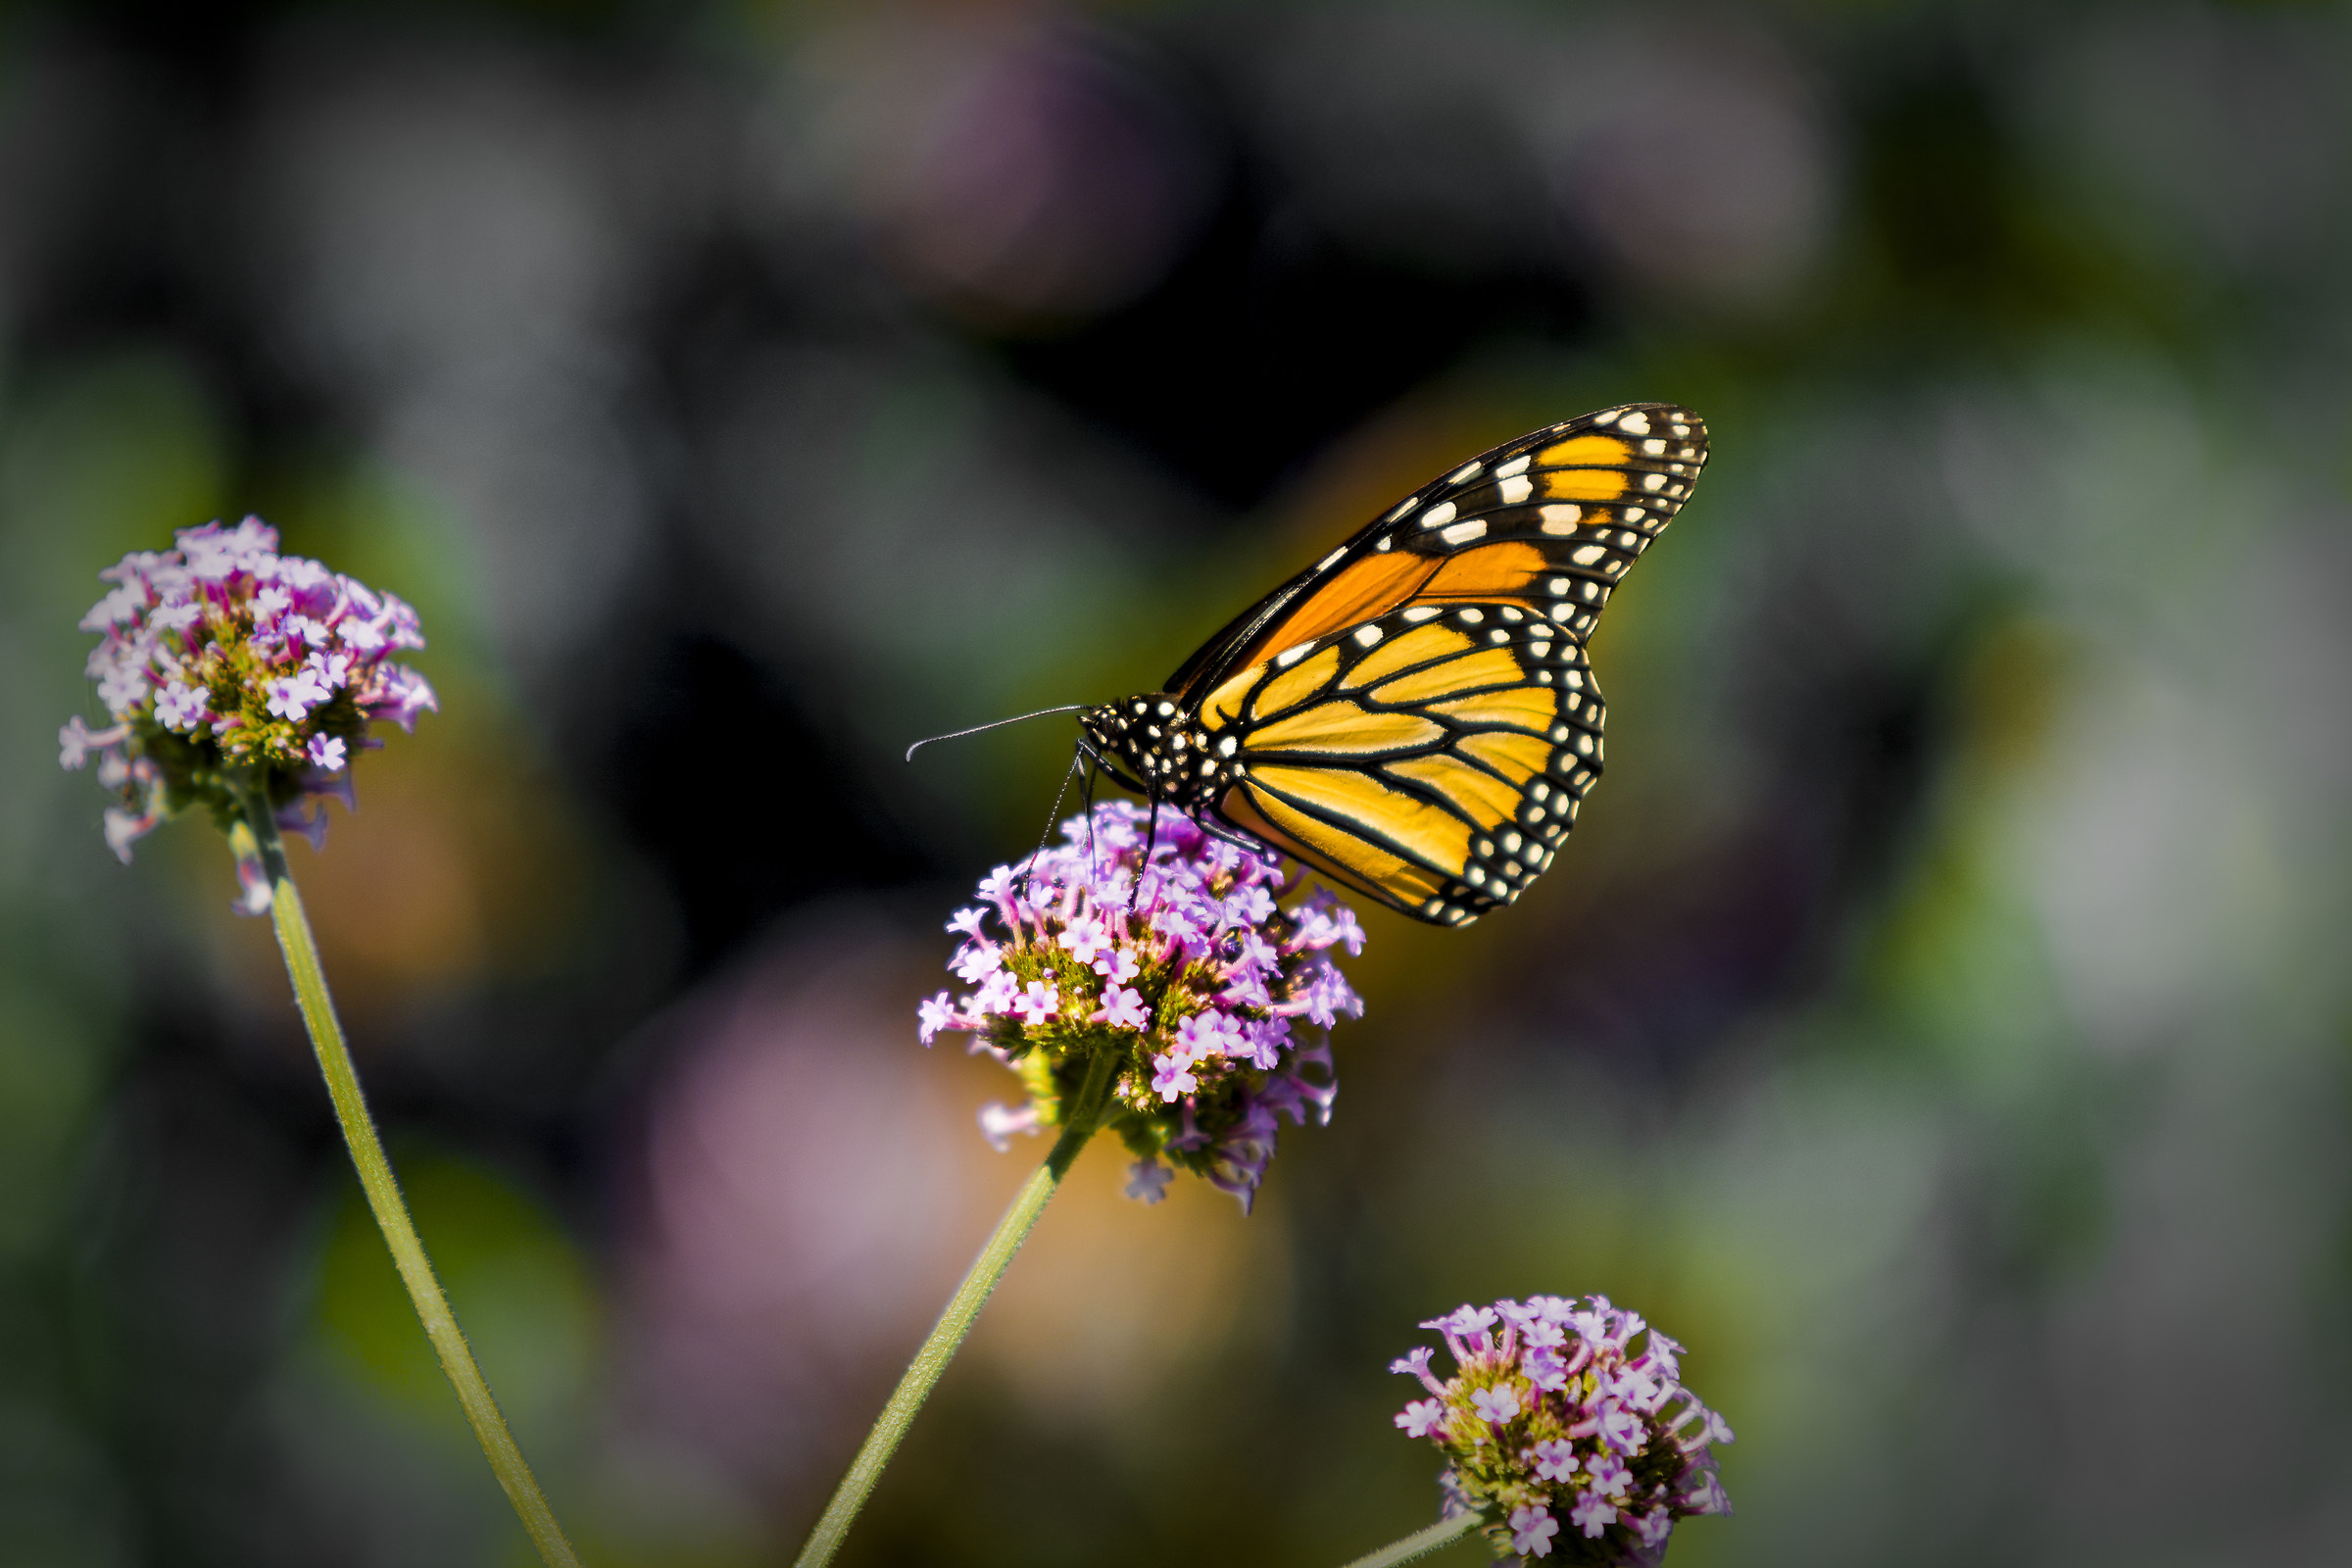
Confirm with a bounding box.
[4,1,2349,1564]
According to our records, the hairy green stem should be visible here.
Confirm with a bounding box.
[1337,1511,1482,1568]
[791,1047,1123,1568]
[234,795,581,1568]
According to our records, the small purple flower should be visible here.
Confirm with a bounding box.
[1174,1010,1239,1061]
[1423,1304,1500,1343]
[1510,1504,1560,1559]
[952,943,1002,984]
[155,678,209,732]
[58,716,123,770]
[1387,1292,1733,1565]
[971,970,1020,1014]
[917,992,957,1046]
[925,801,1362,1210]
[265,668,325,722]
[1010,980,1060,1025]
[977,1101,1043,1152]
[1240,1015,1291,1069]
[365,664,437,732]
[1585,1452,1633,1499]
[1596,1400,1646,1455]
[1060,916,1112,966]
[150,599,202,634]
[1569,1494,1617,1540]
[62,516,433,877]
[1095,985,1150,1031]
[1627,1508,1673,1550]
[1608,1365,1664,1413]
[1150,1054,1199,1102]
[1396,1398,1447,1439]
[1472,1385,1523,1425]
[1123,1158,1173,1203]
[1526,1346,1570,1393]
[1679,1469,1732,1517]
[1224,884,1276,926]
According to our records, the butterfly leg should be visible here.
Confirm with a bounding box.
[1193,810,1277,863]
[1131,794,1161,915]
[1017,752,1086,904]
[1077,750,1102,883]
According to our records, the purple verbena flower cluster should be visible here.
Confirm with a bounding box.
[61,517,435,863]
[1392,1295,1733,1565]
[920,801,1363,1210]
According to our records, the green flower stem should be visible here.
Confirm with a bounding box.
[233,796,582,1568]
[1337,1511,1483,1568]
[792,1046,1124,1568]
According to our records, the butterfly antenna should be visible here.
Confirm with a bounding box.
[905,705,1089,763]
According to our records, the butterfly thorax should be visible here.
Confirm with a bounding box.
[1080,693,1237,812]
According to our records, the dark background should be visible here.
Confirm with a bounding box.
[4,2,2350,1565]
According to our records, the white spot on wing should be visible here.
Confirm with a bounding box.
[1571,544,1608,565]
[1276,643,1312,666]
[1352,624,1383,647]
[1495,455,1531,479]
[1496,475,1533,505]
[1447,462,1483,483]
[1402,607,1441,622]
[1538,503,1583,534]
[1419,500,1457,528]
[1618,411,1652,435]
[1642,472,1666,491]
[1439,517,1488,545]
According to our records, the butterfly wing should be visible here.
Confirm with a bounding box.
[1164,403,1707,701]
[1175,403,1707,924]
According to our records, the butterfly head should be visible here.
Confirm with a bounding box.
[1079,693,1235,811]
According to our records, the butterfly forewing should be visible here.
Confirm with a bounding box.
[1163,403,1707,704]
[1089,403,1704,926]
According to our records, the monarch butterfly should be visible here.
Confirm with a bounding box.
[1078,403,1709,926]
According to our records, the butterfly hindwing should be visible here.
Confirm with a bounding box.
[1199,599,1606,925]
